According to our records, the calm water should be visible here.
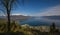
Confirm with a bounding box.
[20,17,60,26]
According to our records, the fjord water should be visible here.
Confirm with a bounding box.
[20,17,60,26]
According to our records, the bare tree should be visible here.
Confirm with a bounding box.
[0,0,27,32]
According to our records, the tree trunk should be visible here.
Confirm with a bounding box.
[7,10,10,32]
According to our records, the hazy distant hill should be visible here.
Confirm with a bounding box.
[10,15,32,20]
[0,15,32,21]
[41,16,60,20]
[0,15,60,20]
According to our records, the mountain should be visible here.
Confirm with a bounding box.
[41,15,60,20]
[10,15,32,20]
[0,15,32,21]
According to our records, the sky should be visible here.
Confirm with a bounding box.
[0,0,60,16]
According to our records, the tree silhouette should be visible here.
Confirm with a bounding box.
[52,22,55,29]
[0,0,25,32]
[50,22,56,33]
[0,0,29,32]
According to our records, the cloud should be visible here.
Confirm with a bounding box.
[37,5,60,16]
[11,13,28,16]
[0,12,5,16]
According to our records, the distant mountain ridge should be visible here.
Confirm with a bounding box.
[0,15,60,20]
[41,15,60,20]
[0,15,32,21]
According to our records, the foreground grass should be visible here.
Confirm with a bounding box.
[0,19,60,35]
[0,32,60,35]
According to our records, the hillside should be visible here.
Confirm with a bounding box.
[41,15,60,20]
[0,15,32,21]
